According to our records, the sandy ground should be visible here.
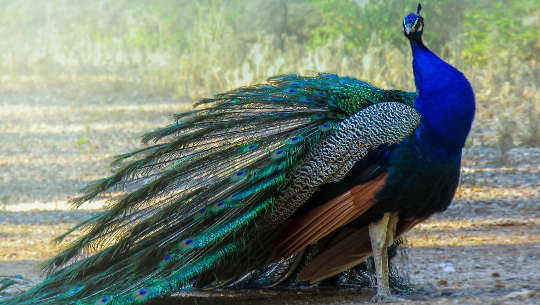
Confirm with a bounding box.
[0,91,538,304]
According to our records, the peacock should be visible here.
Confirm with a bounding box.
[3,3,475,304]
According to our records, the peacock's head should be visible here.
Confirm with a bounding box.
[403,4,424,40]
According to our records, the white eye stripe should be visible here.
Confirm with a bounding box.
[404,17,420,28]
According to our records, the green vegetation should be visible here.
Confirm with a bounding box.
[76,135,89,150]
[463,0,539,66]
[0,0,537,147]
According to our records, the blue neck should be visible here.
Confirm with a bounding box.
[410,39,475,159]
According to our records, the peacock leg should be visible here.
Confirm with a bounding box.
[386,213,399,251]
[369,212,402,302]
[369,213,391,299]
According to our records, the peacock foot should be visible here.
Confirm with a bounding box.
[370,292,408,303]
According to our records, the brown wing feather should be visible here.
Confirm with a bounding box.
[273,173,388,259]
[283,200,356,257]
[297,226,371,282]
[297,217,426,282]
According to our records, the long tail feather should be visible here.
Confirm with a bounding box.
[5,74,416,305]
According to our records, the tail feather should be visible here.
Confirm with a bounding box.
[5,74,417,305]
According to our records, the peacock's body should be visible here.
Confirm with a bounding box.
[4,4,475,304]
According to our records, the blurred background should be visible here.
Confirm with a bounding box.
[0,0,538,138]
[0,1,538,302]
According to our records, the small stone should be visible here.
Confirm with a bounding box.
[503,289,536,299]
[491,272,500,277]
[440,262,455,273]
[441,290,453,296]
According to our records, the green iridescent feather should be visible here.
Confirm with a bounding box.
[3,73,416,305]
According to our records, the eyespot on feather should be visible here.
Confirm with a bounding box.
[327,100,338,107]
[318,122,333,132]
[287,135,303,145]
[66,285,84,296]
[311,113,325,120]
[231,169,248,182]
[193,207,207,220]
[94,296,112,305]
[242,143,259,153]
[271,149,286,159]
[211,200,227,212]
[314,90,326,97]
[179,238,195,250]
[134,288,150,300]
[298,96,314,103]
[229,192,243,201]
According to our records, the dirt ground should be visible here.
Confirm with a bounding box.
[0,91,538,304]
